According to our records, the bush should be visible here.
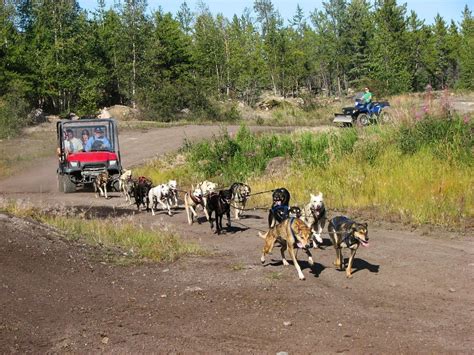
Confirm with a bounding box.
[0,93,30,139]
[397,116,473,165]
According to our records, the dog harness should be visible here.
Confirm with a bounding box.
[271,205,289,222]
[332,216,358,247]
[341,230,357,247]
[189,191,202,204]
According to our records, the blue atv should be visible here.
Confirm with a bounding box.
[334,93,391,127]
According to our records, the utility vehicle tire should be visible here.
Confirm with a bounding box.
[57,174,65,193]
[59,174,76,193]
[357,114,370,126]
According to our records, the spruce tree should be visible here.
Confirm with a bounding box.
[458,6,474,89]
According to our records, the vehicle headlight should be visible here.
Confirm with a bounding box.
[70,161,79,168]
[109,160,117,166]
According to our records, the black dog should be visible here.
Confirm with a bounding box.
[134,176,152,211]
[328,216,369,278]
[206,189,232,234]
[268,187,291,227]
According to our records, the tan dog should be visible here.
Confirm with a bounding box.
[259,218,314,280]
[94,171,110,199]
[184,181,217,225]
[196,180,217,213]
[184,186,205,225]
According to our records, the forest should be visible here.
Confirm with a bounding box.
[0,0,473,125]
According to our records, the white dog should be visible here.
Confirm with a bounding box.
[148,183,174,216]
[119,169,133,202]
[303,192,327,247]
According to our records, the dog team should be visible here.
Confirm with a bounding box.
[96,169,370,281]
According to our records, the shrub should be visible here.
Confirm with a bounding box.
[0,93,30,139]
[397,115,473,166]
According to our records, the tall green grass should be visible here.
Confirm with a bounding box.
[135,117,473,227]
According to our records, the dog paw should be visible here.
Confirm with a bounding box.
[299,276,306,281]
[282,259,290,266]
[346,274,353,279]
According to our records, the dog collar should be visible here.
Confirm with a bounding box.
[342,231,357,247]
[189,191,202,204]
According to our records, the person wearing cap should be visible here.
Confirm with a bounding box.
[85,127,111,151]
[65,129,83,153]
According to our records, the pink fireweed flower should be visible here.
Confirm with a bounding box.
[415,110,422,121]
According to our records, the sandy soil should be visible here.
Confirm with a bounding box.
[0,124,473,353]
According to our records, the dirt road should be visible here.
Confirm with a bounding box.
[0,125,473,353]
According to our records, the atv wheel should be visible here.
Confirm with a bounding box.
[357,114,370,126]
[378,109,393,124]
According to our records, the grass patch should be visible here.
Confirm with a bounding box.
[135,115,473,228]
[230,262,246,271]
[266,271,283,280]
[1,201,203,263]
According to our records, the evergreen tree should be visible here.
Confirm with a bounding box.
[120,0,150,107]
[193,8,226,96]
[344,0,373,89]
[227,13,266,104]
[432,14,450,89]
[406,11,431,91]
[139,10,198,119]
[177,1,194,35]
[369,0,411,95]
[458,6,474,89]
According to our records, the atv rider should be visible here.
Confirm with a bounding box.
[362,87,373,112]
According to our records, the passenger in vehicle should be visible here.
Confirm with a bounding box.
[85,127,111,151]
[65,129,83,153]
[81,129,90,147]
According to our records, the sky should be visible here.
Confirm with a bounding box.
[78,0,471,25]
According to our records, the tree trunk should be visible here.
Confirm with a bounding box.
[132,41,136,108]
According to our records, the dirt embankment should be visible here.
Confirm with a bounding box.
[0,124,473,353]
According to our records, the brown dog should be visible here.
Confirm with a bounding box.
[259,218,314,280]
[94,171,110,199]
[328,216,369,278]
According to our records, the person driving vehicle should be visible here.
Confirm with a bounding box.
[85,127,111,151]
[362,87,373,111]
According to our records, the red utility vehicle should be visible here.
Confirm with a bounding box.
[56,118,122,193]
